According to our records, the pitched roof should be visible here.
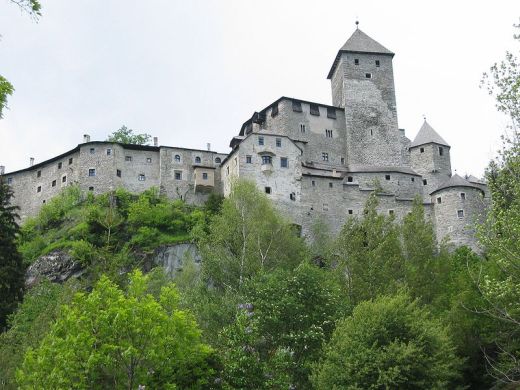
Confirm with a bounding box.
[327,29,394,79]
[410,121,450,148]
[430,174,484,195]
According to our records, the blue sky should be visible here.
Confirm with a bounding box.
[0,0,518,176]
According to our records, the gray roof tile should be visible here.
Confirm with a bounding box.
[430,174,484,195]
[410,121,450,148]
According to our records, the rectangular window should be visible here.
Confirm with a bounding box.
[457,210,464,218]
[311,180,316,187]
[116,169,121,177]
[69,158,73,165]
[88,186,94,191]
[411,177,415,182]
[262,155,272,165]
[329,182,333,188]
[37,170,41,178]
[62,175,67,183]
[365,73,372,79]
[439,147,444,156]
[37,186,41,193]
[52,180,56,187]
[322,152,329,162]
[265,186,271,194]
[292,100,302,112]
[7,177,12,185]
[276,138,282,147]
[389,209,395,215]
[310,103,320,116]
[58,162,62,169]
[226,166,229,176]
[246,155,252,164]
[460,193,466,200]
[234,157,237,166]
[138,174,145,181]
[347,176,353,182]
[327,107,337,119]
[423,179,427,185]
[325,129,333,138]
[420,147,424,153]
[437,197,442,204]
[341,157,345,165]
[174,171,182,180]
[146,157,152,163]
[106,148,112,156]
[258,136,264,146]
[348,209,353,215]
[354,58,359,65]
[125,156,132,162]
[89,148,95,154]
[271,103,279,117]
[385,174,391,181]
[202,172,208,180]
[280,157,288,168]
[88,169,96,177]
[300,124,306,133]
[375,60,380,67]
[323,203,329,211]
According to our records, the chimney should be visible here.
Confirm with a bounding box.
[153,137,158,147]
[0,166,5,175]
[30,157,34,167]
[207,143,211,151]
[83,134,90,143]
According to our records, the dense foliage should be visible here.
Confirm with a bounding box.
[106,125,152,145]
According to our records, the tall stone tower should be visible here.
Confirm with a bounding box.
[328,27,404,168]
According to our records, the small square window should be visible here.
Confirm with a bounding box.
[389,209,395,215]
[69,158,73,165]
[88,168,96,177]
[423,179,427,185]
[271,103,279,117]
[292,101,302,112]
[58,162,62,169]
[280,157,288,168]
[262,155,272,165]
[89,148,95,154]
[175,171,182,180]
[202,172,208,180]
[375,60,380,67]
[311,180,316,187]
[116,169,121,178]
[457,210,464,218]
[327,107,337,119]
[348,209,353,215]
[106,148,112,156]
[258,136,264,146]
[322,152,329,162]
[300,124,306,133]
[276,138,282,147]
[146,157,152,163]
[385,174,391,181]
[354,59,359,65]
[246,155,252,164]
[437,197,442,204]
[420,147,425,153]
[37,170,41,178]
[265,186,271,194]
[125,156,132,162]
[460,193,466,200]
[323,203,329,211]
[42,200,46,204]
[37,186,41,193]
[138,174,145,181]
[52,180,56,187]
[174,154,181,162]
[310,103,320,116]
[411,177,415,182]
[88,186,94,191]
[347,176,353,183]
[365,73,372,79]
[7,177,13,185]
[325,129,333,138]
[329,182,333,188]
[439,147,444,156]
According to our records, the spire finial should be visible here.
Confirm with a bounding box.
[422,114,427,122]
[355,19,359,29]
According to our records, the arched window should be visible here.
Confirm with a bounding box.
[195,156,201,164]
[215,157,221,164]
[174,154,181,162]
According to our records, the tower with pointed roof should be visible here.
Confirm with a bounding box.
[328,27,405,168]
[409,120,452,200]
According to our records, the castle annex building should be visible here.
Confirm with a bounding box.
[2,28,488,249]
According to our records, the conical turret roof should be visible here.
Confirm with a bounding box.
[327,28,394,79]
[430,174,484,195]
[410,121,450,148]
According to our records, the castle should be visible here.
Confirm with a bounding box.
[1,27,488,249]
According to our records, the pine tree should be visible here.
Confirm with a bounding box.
[0,177,24,331]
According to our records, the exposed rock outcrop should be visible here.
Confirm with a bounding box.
[148,243,201,278]
[25,250,85,287]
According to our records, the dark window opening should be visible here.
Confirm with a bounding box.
[280,157,288,168]
[7,177,13,184]
[347,176,353,182]
[311,180,316,187]
[58,162,62,169]
[258,136,264,146]
[90,148,95,154]
[300,124,306,133]
[138,174,145,181]
[146,157,152,163]
[329,182,333,188]
[375,60,380,67]
[116,169,121,178]
[439,147,444,156]
[457,209,464,218]
[52,180,56,187]
[310,103,320,116]
[42,200,46,204]
[290,192,296,201]
[271,103,279,117]
[327,107,337,119]
[246,155,252,164]
[125,156,132,162]
[174,154,181,162]
[292,100,302,112]
[88,169,96,177]
[325,129,333,138]
[348,209,353,215]
[354,58,359,65]
[411,177,415,182]
[202,172,208,180]
[437,197,442,204]
[341,157,345,165]
[215,157,222,164]
[107,148,112,156]
[323,203,329,211]
[69,158,73,165]
[37,170,41,178]
[365,73,372,79]
[385,174,391,181]
[265,187,271,194]
[37,186,41,193]
[276,138,282,147]
[88,186,94,191]
[322,152,329,162]
[262,155,272,165]
[195,156,201,164]
[389,209,395,215]
[420,147,424,153]
[423,179,427,185]
[175,171,182,180]
[460,193,466,200]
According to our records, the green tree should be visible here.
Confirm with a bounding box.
[17,270,217,389]
[0,76,14,119]
[0,178,25,331]
[312,293,462,389]
[332,193,404,304]
[106,125,152,145]
[198,180,308,291]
